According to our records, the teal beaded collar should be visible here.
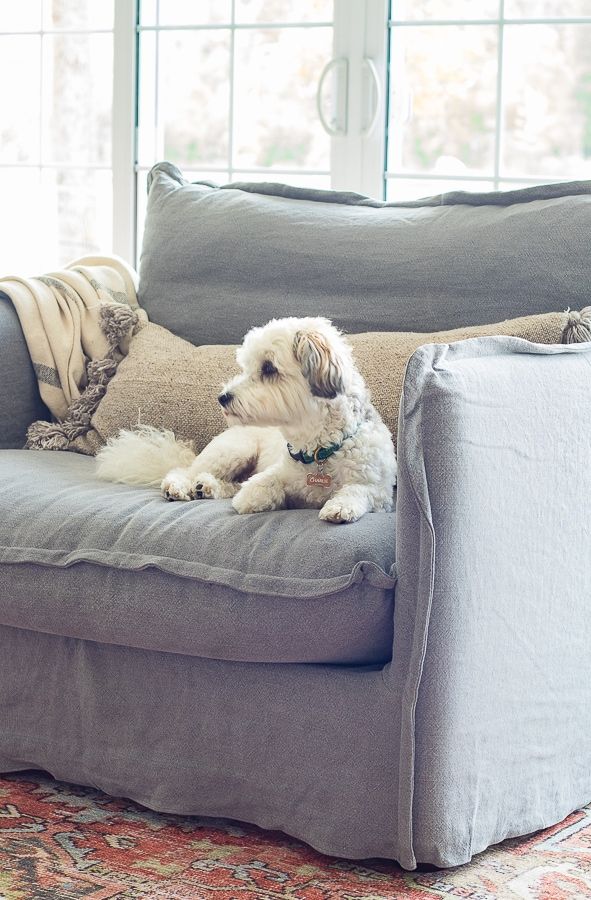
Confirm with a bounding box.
[287,438,346,465]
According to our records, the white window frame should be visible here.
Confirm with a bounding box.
[111,0,591,263]
[113,0,139,263]
[0,8,117,271]
[111,0,391,262]
[384,3,591,194]
[331,0,389,198]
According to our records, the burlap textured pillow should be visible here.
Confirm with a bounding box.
[86,322,238,454]
[349,311,567,448]
[82,311,567,455]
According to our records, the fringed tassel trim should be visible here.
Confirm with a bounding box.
[562,306,591,344]
[26,304,143,451]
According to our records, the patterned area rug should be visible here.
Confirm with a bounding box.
[0,772,590,899]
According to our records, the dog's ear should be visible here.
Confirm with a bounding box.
[293,328,345,398]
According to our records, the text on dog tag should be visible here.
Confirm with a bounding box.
[307,473,332,487]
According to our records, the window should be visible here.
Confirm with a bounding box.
[385,0,591,199]
[1,0,590,271]
[135,0,338,256]
[0,1,114,273]
[137,1,335,187]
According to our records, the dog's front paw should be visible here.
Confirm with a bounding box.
[193,472,221,500]
[319,498,365,524]
[161,471,195,502]
[232,486,268,514]
[192,472,242,500]
[232,479,284,514]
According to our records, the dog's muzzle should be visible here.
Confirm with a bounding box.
[218,391,233,408]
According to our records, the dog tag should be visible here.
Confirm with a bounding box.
[307,472,332,487]
[308,451,332,488]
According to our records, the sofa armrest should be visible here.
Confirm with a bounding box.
[0,293,49,448]
[388,336,591,869]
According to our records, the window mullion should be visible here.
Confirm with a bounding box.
[493,0,505,191]
[229,0,236,181]
[112,0,138,264]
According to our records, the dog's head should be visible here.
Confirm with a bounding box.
[218,316,355,427]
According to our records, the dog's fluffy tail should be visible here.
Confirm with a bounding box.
[95,426,196,487]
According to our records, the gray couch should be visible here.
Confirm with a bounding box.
[1,164,590,869]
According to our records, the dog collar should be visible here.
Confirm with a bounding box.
[287,439,346,465]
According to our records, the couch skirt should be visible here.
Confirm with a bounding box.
[0,623,402,862]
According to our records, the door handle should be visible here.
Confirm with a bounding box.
[361,57,382,137]
[316,57,349,136]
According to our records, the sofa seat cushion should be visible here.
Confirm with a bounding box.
[0,450,396,664]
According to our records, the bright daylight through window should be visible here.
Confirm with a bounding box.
[0,0,590,271]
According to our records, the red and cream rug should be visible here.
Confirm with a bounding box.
[0,771,590,899]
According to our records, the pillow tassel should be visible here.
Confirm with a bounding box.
[562,307,591,344]
[99,303,143,349]
[26,307,140,452]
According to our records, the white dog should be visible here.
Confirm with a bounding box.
[96,316,396,524]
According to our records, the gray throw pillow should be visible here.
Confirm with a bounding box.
[138,161,591,347]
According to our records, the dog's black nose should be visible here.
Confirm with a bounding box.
[218,391,233,408]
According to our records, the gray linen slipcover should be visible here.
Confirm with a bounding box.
[0,294,48,449]
[1,168,591,867]
[0,450,396,665]
[392,336,591,867]
[0,336,589,866]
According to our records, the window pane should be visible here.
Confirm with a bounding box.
[386,177,494,202]
[41,34,112,165]
[153,31,231,168]
[235,1,333,24]
[136,169,150,264]
[233,27,332,171]
[44,1,114,30]
[505,0,591,16]
[387,26,498,177]
[42,168,112,264]
[139,0,158,26]
[156,1,232,26]
[1,168,112,274]
[231,171,331,188]
[0,36,41,163]
[0,2,41,31]
[501,24,591,179]
[391,1,498,20]
[0,168,44,273]
[137,32,157,166]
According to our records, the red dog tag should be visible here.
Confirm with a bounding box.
[307,473,332,487]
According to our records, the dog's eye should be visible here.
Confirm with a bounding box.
[261,360,278,378]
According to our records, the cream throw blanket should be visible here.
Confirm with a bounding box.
[0,255,145,422]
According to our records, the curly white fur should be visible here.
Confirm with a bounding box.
[96,316,397,524]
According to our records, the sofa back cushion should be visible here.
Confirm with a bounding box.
[138,162,591,346]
